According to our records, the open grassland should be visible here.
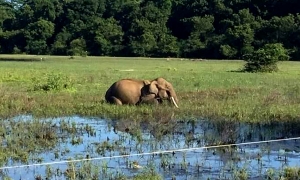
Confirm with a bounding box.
[0,55,299,123]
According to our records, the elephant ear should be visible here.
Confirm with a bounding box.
[149,81,159,95]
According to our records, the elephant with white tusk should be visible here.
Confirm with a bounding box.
[105,77,179,108]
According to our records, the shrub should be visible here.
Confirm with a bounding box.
[31,72,74,92]
[67,38,87,56]
[220,44,238,59]
[12,46,22,54]
[243,43,289,72]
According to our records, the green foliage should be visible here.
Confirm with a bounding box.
[261,14,296,47]
[0,0,14,26]
[25,40,49,55]
[12,46,22,54]
[222,9,256,59]
[51,29,71,55]
[220,44,237,58]
[129,31,157,57]
[24,19,55,54]
[24,19,55,40]
[244,43,289,72]
[240,45,254,56]
[181,15,215,58]
[31,72,74,92]
[1,0,300,59]
[90,17,124,56]
[68,38,87,56]
[156,33,179,57]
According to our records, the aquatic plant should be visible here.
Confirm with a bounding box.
[282,167,300,179]
[133,169,163,180]
[233,168,248,180]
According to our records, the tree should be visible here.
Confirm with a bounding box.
[24,19,54,54]
[244,43,289,72]
[0,0,14,27]
[0,0,15,53]
[67,37,87,56]
[87,17,124,56]
[51,28,71,55]
[1,0,300,59]
[221,9,256,59]
[14,0,58,29]
[127,0,178,57]
[181,15,215,58]
[289,14,300,59]
[259,15,296,46]
[57,0,107,56]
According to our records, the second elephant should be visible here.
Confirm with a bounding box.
[105,77,179,108]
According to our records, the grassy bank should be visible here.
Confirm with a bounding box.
[0,55,299,123]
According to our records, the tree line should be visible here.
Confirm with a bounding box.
[0,0,300,60]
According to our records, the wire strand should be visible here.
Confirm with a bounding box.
[1,136,299,170]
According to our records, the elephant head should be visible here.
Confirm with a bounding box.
[147,78,179,108]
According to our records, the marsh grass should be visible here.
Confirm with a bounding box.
[1,115,300,179]
[0,119,58,166]
[282,167,300,179]
[133,172,162,180]
[0,55,299,123]
[0,117,97,169]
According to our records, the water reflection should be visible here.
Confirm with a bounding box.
[1,116,300,179]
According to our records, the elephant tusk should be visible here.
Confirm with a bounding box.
[170,97,179,108]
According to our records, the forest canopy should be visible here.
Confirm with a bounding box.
[1,0,300,60]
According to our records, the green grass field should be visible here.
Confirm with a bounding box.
[0,55,299,123]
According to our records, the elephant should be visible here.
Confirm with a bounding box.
[105,77,179,108]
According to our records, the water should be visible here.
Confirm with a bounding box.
[1,116,300,179]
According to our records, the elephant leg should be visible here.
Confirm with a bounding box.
[138,94,158,105]
[157,98,163,104]
[109,96,123,105]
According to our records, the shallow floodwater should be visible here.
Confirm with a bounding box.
[1,116,300,179]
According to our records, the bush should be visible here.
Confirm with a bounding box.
[12,46,22,54]
[67,38,87,56]
[31,72,74,92]
[220,44,238,59]
[243,43,289,72]
[25,40,49,55]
